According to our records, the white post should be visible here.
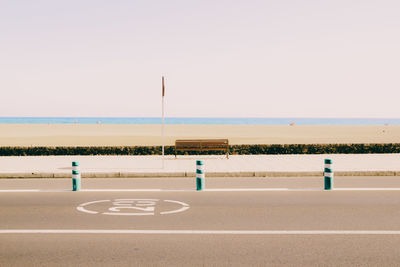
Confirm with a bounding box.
[162,76,165,168]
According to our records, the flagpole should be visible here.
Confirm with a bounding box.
[162,76,165,167]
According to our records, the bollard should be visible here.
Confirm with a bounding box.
[72,161,79,171]
[196,160,205,191]
[196,169,205,191]
[324,159,333,190]
[72,161,81,191]
[196,160,204,171]
[324,159,332,170]
[72,170,81,191]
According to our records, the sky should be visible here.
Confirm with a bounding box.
[1,0,400,118]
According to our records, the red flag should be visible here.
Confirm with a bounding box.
[162,76,165,97]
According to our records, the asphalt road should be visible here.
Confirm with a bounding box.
[1,177,400,266]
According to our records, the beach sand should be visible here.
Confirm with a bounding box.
[0,124,399,147]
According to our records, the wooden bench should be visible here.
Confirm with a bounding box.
[175,139,229,159]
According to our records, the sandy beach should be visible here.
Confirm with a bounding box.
[0,124,399,147]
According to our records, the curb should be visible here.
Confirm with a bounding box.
[1,171,400,178]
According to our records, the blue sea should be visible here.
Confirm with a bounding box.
[0,117,399,125]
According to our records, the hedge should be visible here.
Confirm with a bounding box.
[0,143,399,156]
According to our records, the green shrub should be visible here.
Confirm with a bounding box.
[0,143,399,156]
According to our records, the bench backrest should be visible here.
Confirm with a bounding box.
[175,139,229,150]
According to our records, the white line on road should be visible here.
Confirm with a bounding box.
[160,200,190,215]
[334,188,400,191]
[2,229,400,235]
[101,212,154,216]
[2,188,400,193]
[0,189,41,192]
[0,189,71,192]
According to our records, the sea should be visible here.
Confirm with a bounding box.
[0,117,399,125]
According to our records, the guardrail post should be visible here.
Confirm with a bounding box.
[324,159,333,190]
[196,160,205,191]
[72,161,81,191]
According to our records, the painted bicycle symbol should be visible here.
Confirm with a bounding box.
[77,199,189,216]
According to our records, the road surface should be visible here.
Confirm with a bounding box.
[1,177,400,266]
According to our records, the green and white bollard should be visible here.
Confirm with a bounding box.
[324,159,333,190]
[325,159,332,170]
[72,161,79,171]
[196,160,205,191]
[72,161,81,191]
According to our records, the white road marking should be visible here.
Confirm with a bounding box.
[108,206,155,212]
[334,188,400,191]
[160,206,190,215]
[102,212,154,216]
[83,189,166,192]
[76,207,98,214]
[2,188,400,193]
[0,189,41,192]
[77,200,110,215]
[79,200,111,206]
[77,199,190,216]
[0,189,72,192]
[160,200,190,215]
[2,229,400,235]
[114,199,159,201]
[163,200,189,206]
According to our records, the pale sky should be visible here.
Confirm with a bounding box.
[1,0,399,118]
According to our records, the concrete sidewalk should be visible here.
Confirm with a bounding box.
[1,154,400,178]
